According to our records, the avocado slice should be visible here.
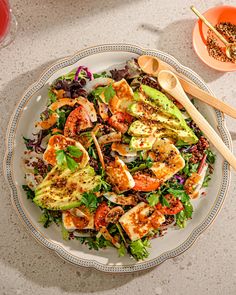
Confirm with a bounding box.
[128,101,181,130]
[130,136,156,151]
[129,119,198,145]
[136,85,198,144]
[128,120,157,137]
[34,165,101,210]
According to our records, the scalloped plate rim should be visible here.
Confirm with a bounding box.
[3,43,232,273]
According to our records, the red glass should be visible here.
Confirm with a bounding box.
[0,0,10,42]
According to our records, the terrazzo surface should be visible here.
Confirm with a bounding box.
[0,0,236,294]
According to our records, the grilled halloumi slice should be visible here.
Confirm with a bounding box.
[106,157,135,193]
[119,202,165,241]
[149,138,185,182]
[62,207,94,231]
[43,134,89,167]
[111,143,137,157]
[109,79,134,113]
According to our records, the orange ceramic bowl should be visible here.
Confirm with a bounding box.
[192,5,236,72]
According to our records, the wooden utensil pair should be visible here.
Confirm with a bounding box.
[138,55,236,170]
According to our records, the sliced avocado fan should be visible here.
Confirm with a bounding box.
[34,165,101,210]
[129,85,198,145]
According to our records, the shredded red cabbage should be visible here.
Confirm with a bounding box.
[174,175,185,185]
[25,130,47,153]
[75,66,93,81]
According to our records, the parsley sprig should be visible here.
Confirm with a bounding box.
[56,145,83,172]
[91,84,115,103]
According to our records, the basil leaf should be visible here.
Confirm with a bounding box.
[66,155,78,172]
[67,145,83,158]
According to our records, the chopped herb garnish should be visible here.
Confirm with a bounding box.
[147,193,160,207]
[129,238,150,261]
[104,84,116,103]
[23,136,33,151]
[22,185,35,200]
[118,242,126,257]
[205,149,216,164]
[80,192,98,212]
[66,155,78,172]
[56,150,67,167]
[160,196,170,207]
[67,145,83,158]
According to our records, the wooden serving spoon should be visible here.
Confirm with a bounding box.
[157,69,236,171]
[138,55,236,119]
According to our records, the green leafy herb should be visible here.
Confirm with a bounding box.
[80,192,98,212]
[56,149,80,172]
[88,146,97,159]
[147,193,160,207]
[23,136,33,151]
[39,209,62,228]
[78,236,111,250]
[56,150,67,167]
[202,173,211,187]
[93,71,109,79]
[67,145,83,158]
[66,155,78,172]
[33,167,39,175]
[167,188,190,202]
[57,70,76,81]
[205,149,216,164]
[48,89,57,104]
[22,185,35,200]
[61,224,70,240]
[161,196,170,207]
[184,202,193,218]
[176,201,193,229]
[129,239,150,261]
[56,109,66,129]
[181,153,199,176]
[92,86,104,97]
[129,156,153,173]
[104,84,116,103]
[176,210,187,228]
[118,242,126,257]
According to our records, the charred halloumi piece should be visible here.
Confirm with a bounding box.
[149,138,185,182]
[106,157,135,193]
[109,79,134,113]
[62,207,94,231]
[119,202,165,241]
[43,134,89,167]
[111,143,137,157]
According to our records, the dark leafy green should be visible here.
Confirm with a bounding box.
[147,193,160,207]
[67,145,83,158]
[22,185,35,200]
[80,192,98,212]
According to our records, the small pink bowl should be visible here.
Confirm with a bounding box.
[192,5,236,72]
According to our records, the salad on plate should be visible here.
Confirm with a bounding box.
[22,59,215,260]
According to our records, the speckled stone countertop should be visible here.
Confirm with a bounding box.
[0,0,236,294]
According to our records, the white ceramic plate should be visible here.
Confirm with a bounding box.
[4,44,232,273]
